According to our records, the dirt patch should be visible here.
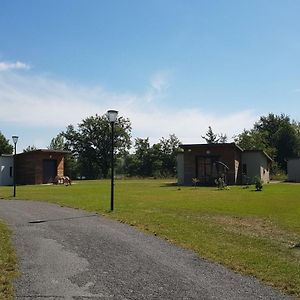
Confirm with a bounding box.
[202,215,300,249]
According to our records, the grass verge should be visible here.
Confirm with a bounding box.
[0,221,18,300]
[0,179,300,297]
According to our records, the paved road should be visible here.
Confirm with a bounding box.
[0,200,291,300]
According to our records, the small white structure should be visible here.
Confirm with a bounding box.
[287,158,300,182]
[0,155,13,186]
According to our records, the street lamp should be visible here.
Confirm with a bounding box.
[107,110,118,211]
[12,135,18,197]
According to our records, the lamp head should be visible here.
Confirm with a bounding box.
[107,110,118,123]
[12,136,19,144]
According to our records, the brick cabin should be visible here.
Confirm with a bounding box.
[177,143,272,186]
[16,149,69,185]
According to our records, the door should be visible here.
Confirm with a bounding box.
[196,156,218,185]
[43,159,57,183]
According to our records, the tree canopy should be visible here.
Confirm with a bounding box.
[235,113,300,171]
[0,132,13,155]
[123,134,181,177]
[48,134,65,150]
[47,112,300,179]
[62,114,131,179]
[202,126,228,143]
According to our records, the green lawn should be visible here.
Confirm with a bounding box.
[0,222,18,300]
[0,179,300,297]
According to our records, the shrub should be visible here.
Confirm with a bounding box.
[254,176,263,191]
[192,178,199,188]
[215,176,227,190]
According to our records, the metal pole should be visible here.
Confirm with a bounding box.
[13,143,16,197]
[110,121,115,211]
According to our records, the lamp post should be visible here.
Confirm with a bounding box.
[107,110,118,211]
[12,135,18,197]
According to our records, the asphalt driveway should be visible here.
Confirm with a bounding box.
[0,200,291,299]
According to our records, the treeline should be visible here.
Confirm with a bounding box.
[48,114,181,179]
[1,112,299,179]
[202,113,300,174]
[234,113,300,173]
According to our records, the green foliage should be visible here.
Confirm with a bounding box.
[0,131,13,155]
[192,177,199,187]
[202,126,219,143]
[269,162,287,181]
[202,126,228,143]
[47,133,78,179]
[215,176,227,190]
[254,176,263,191]
[123,134,181,177]
[235,113,300,172]
[159,134,181,176]
[218,133,228,143]
[64,154,79,179]
[234,129,267,151]
[48,133,65,150]
[62,114,131,179]
[0,222,18,299]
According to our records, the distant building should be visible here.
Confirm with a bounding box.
[287,158,300,182]
[15,149,69,185]
[177,143,272,186]
[0,155,13,186]
[0,149,70,186]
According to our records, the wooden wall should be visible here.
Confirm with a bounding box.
[182,144,242,185]
[16,151,65,185]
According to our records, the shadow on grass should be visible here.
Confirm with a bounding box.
[159,182,179,188]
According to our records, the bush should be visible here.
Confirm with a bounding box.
[215,176,227,190]
[254,176,263,191]
[192,178,199,187]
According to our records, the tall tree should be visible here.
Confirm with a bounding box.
[124,134,181,177]
[62,114,131,179]
[234,129,268,151]
[218,133,228,143]
[48,133,65,150]
[202,126,219,143]
[132,138,155,177]
[235,113,300,171]
[202,126,228,144]
[0,132,13,155]
[48,133,78,179]
[159,134,181,176]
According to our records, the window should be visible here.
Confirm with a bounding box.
[242,164,247,175]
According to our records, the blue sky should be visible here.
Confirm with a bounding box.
[1,0,300,152]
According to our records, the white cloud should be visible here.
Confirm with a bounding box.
[0,70,258,148]
[139,71,171,103]
[126,107,257,144]
[150,71,170,92]
[0,61,30,72]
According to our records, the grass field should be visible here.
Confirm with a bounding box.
[0,221,18,300]
[0,179,300,297]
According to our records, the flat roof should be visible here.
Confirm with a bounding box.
[16,149,71,156]
[180,142,244,152]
